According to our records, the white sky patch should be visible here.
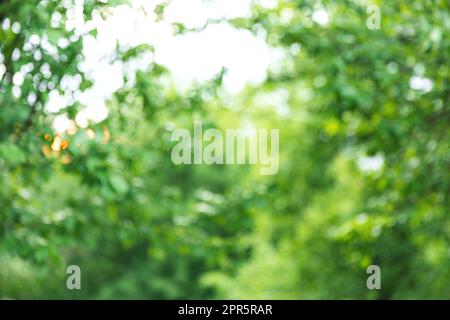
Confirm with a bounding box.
[259,0,278,10]
[409,75,433,93]
[53,114,72,133]
[312,8,329,25]
[46,90,68,113]
[155,23,272,92]
[358,155,384,172]
[164,0,252,29]
[49,0,278,132]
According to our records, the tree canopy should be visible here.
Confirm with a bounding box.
[0,0,448,299]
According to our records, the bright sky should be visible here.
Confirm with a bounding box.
[51,0,281,131]
[50,0,432,134]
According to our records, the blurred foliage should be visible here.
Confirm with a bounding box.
[0,0,449,299]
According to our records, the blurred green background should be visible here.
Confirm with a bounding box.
[0,0,449,299]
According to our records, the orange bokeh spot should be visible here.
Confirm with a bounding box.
[61,140,70,150]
